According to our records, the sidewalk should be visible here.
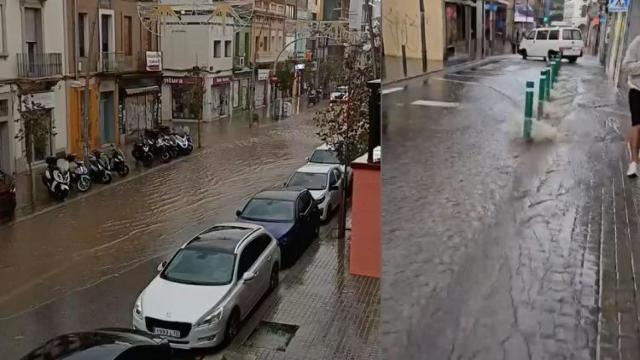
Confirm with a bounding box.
[205,215,379,360]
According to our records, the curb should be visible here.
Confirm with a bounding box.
[383,54,515,87]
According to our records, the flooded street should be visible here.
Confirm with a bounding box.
[0,113,324,358]
[382,56,637,359]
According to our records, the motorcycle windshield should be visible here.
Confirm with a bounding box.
[57,159,70,172]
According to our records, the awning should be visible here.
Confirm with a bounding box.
[125,85,159,96]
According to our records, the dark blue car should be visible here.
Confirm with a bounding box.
[236,187,320,264]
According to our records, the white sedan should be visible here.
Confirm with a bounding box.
[285,164,343,222]
[133,223,280,349]
[306,144,353,190]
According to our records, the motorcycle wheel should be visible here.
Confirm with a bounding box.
[77,176,92,192]
[142,154,154,168]
[185,145,193,155]
[101,172,113,184]
[169,149,178,158]
[55,188,69,201]
[160,151,171,163]
[118,164,130,177]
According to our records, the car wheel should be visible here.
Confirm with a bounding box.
[269,264,279,292]
[224,308,241,344]
[569,57,577,64]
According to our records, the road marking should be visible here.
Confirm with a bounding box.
[411,100,460,108]
[382,87,404,95]
[448,73,495,79]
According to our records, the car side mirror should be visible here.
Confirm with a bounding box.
[242,271,256,282]
[157,261,167,272]
[236,209,242,217]
[330,184,339,191]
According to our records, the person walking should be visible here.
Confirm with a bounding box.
[623,34,640,177]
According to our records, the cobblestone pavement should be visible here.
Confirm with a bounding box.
[196,220,379,360]
[382,55,640,359]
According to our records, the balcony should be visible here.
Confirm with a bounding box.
[255,51,279,63]
[100,52,137,73]
[17,53,63,79]
[254,1,285,16]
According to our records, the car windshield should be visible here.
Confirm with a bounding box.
[309,150,340,164]
[162,248,235,285]
[241,198,295,222]
[287,172,327,190]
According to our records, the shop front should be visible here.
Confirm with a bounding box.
[255,69,270,109]
[164,76,204,121]
[445,0,477,62]
[211,76,232,120]
[232,71,251,113]
[119,77,161,143]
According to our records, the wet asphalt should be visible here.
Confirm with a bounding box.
[382,55,630,359]
[0,112,324,359]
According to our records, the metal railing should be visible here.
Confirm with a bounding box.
[101,52,137,73]
[17,53,63,78]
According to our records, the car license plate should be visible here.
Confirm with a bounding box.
[153,327,180,338]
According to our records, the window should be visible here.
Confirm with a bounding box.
[172,85,198,119]
[78,13,88,57]
[0,0,5,56]
[241,199,295,222]
[123,16,132,56]
[214,40,221,58]
[562,29,572,40]
[0,100,8,117]
[25,7,43,60]
[297,192,312,215]
[271,36,276,50]
[237,240,261,280]
[571,30,582,40]
[288,172,327,190]
[536,30,548,40]
[548,30,559,40]
[253,235,271,256]
[264,36,268,51]
[162,248,235,285]
[101,14,112,53]
[142,18,152,51]
[286,4,296,19]
[235,32,240,56]
[581,5,588,17]
[225,40,232,57]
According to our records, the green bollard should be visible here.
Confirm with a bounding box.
[545,68,551,99]
[538,71,546,120]
[524,81,534,141]
[549,65,555,89]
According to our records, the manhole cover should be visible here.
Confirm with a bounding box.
[243,321,299,352]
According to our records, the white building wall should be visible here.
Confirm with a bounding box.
[0,0,67,174]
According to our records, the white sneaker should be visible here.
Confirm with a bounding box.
[628,162,638,178]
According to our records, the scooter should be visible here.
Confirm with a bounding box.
[107,145,130,177]
[87,150,113,184]
[307,91,319,107]
[66,154,91,192]
[42,156,70,200]
[172,133,193,156]
[132,137,154,168]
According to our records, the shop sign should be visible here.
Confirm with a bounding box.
[212,76,232,85]
[294,63,305,70]
[258,69,270,81]
[163,77,201,85]
[146,51,162,72]
[21,92,55,111]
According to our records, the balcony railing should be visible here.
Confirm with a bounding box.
[101,52,136,73]
[17,53,63,78]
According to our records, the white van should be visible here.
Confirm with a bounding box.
[518,27,584,63]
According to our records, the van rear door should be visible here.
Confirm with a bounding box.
[560,28,583,57]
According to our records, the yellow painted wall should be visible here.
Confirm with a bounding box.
[382,0,444,61]
[67,86,99,153]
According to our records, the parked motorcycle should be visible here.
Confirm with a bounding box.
[146,130,171,164]
[132,138,154,168]
[307,90,319,107]
[66,154,91,192]
[87,150,113,184]
[107,145,130,177]
[42,156,70,200]
[171,132,193,156]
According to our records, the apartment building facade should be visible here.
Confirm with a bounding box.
[160,1,235,122]
[65,0,162,154]
[0,0,67,175]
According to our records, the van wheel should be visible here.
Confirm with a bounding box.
[568,57,577,64]
[520,50,527,60]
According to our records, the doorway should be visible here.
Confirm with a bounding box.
[100,91,115,144]
[0,122,10,174]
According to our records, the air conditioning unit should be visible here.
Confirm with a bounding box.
[236,57,245,67]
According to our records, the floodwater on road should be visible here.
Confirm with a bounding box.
[0,113,323,358]
[382,56,626,359]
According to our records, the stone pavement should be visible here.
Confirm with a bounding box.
[202,216,379,360]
